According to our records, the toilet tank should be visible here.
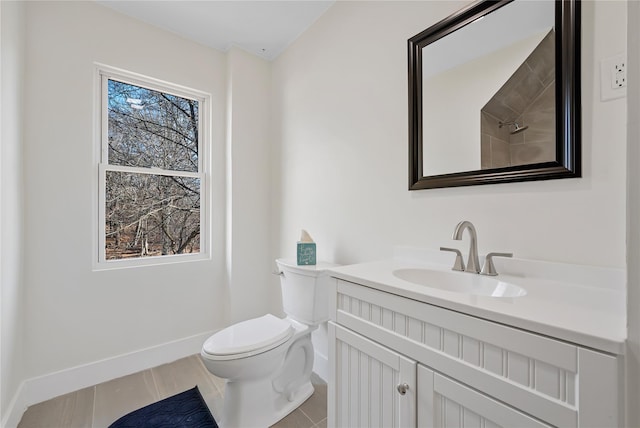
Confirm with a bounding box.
[275,259,339,325]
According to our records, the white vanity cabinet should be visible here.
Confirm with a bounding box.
[328,278,623,428]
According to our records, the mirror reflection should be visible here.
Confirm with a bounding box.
[422,0,555,176]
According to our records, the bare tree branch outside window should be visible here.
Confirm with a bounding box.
[105,79,201,260]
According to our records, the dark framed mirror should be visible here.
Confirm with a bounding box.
[408,0,580,190]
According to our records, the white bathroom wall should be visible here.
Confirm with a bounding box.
[21,0,232,382]
[626,1,639,425]
[225,47,279,323]
[271,0,627,270]
[1,0,26,422]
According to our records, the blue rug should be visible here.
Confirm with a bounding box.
[108,386,218,428]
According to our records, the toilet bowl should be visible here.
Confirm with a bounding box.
[200,259,337,428]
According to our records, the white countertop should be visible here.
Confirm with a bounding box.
[328,253,626,355]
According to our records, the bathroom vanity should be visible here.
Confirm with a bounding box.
[327,253,625,427]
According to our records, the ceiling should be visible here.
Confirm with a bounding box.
[97,1,335,60]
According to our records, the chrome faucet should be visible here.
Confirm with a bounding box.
[480,252,513,276]
[452,221,480,273]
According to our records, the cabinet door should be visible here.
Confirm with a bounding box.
[328,322,417,428]
[417,365,552,428]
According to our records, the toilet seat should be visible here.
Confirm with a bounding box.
[202,314,294,361]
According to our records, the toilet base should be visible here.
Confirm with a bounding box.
[220,378,314,427]
[202,318,317,427]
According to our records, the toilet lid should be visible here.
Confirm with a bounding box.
[202,314,294,359]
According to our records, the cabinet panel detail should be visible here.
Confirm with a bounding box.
[577,348,621,427]
[329,322,417,428]
[336,281,576,369]
[336,282,576,405]
[419,365,552,428]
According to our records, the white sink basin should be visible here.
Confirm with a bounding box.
[392,268,527,298]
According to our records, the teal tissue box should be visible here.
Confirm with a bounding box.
[297,242,316,265]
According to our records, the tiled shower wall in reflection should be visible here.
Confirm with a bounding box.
[481,31,556,169]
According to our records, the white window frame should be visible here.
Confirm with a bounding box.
[94,64,211,269]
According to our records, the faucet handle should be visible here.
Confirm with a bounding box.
[440,247,465,272]
[480,252,513,276]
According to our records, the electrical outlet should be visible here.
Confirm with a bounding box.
[613,61,626,88]
[601,53,627,101]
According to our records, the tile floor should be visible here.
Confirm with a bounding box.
[17,354,327,428]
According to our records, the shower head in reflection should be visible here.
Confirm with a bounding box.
[498,121,529,135]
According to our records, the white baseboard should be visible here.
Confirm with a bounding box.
[313,350,328,383]
[2,382,27,428]
[2,331,215,428]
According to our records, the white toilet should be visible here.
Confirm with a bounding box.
[200,258,337,428]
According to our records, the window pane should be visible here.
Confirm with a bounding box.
[105,171,200,260]
[108,79,199,172]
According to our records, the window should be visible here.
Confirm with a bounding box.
[97,66,210,267]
